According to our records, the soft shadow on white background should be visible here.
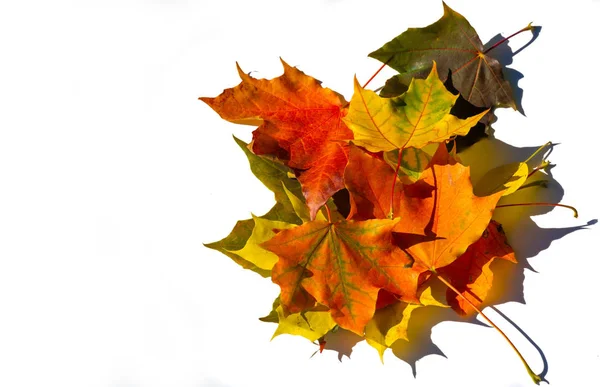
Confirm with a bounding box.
[0,1,598,387]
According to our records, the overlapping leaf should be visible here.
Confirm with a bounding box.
[438,220,517,315]
[234,136,303,224]
[383,144,438,184]
[259,298,336,342]
[370,2,519,109]
[343,63,487,153]
[201,60,353,219]
[229,215,297,271]
[344,145,400,220]
[473,142,551,196]
[204,217,271,277]
[200,2,554,379]
[262,218,427,335]
[394,163,504,271]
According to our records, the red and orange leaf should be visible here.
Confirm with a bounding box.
[344,143,459,221]
[200,59,353,219]
[344,145,401,221]
[394,163,504,271]
[438,220,517,315]
[262,219,427,335]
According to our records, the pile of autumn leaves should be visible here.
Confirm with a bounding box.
[202,4,539,361]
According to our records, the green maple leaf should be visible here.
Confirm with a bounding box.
[234,136,303,225]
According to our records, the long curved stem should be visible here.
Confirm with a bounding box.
[483,23,535,54]
[524,142,552,164]
[436,274,543,384]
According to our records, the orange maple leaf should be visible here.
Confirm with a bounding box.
[200,59,353,219]
[262,219,427,335]
[344,143,460,221]
[438,220,517,315]
[392,163,504,271]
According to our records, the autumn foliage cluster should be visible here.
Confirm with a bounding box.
[201,3,560,383]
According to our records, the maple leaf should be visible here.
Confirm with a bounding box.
[370,2,519,110]
[343,63,488,153]
[200,60,353,219]
[344,145,400,221]
[344,146,508,317]
[438,220,517,316]
[281,182,345,224]
[262,218,427,335]
[393,163,504,271]
[344,143,455,222]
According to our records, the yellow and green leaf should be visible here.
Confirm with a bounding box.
[343,63,488,153]
[228,214,297,271]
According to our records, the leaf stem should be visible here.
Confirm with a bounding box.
[524,141,552,164]
[517,180,549,191]
[362,58,392,89]
[325,203,333,223]
[496,202,578,218]
[435,274,543,384]
[388,149,403,219]
[526,164,548,179]
[483,23,535,54]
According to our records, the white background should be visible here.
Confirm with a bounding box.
[1,1,599,386]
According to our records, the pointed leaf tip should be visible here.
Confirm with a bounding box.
[279,57,291,70]
[235,61,250,81]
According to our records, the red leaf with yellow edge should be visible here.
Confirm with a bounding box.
[200,59,353,219]
[438,220,517,316]
[262,219,427,335]
[394,163,504,271]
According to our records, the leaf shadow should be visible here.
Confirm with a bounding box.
[483,27,542,116]
[322,327,364,361]
[461,137,594,305]
[490,305,550,384]
[389,305,484,376]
